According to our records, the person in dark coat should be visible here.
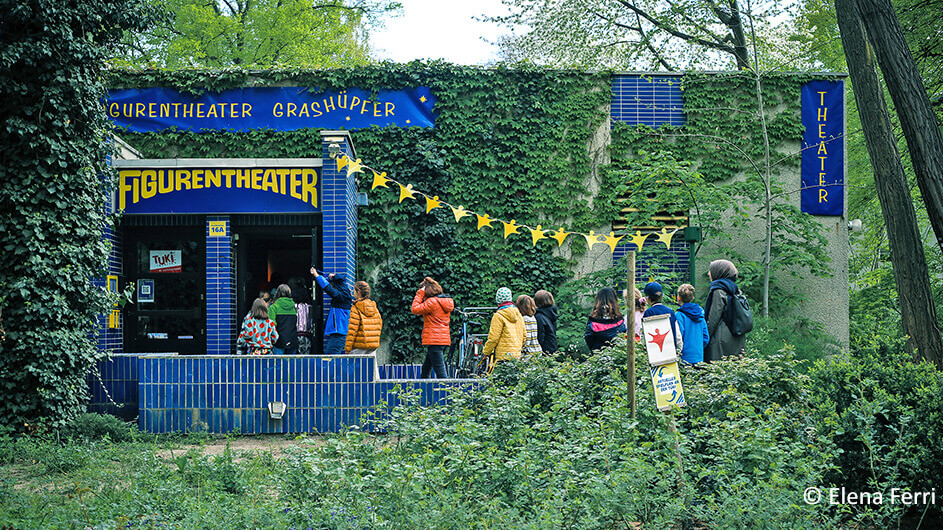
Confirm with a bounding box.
[267,284,298,355]
[311,267,353,355]
[534,289,558,354]
[704,259,747,361]
[584,287,627,351]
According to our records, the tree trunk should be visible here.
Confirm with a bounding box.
[857,0,943,257]
[835,0,943,368]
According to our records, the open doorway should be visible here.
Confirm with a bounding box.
[235,224,321,351]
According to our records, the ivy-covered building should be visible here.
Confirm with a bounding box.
[105,66,848,359]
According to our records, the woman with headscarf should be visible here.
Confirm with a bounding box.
[704,259,748,360]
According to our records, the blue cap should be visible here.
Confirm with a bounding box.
[644,282,663,297]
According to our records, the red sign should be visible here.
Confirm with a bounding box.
[150,250,182,273]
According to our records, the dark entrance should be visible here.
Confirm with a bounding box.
[233,216,321,352]
[123,224,206,354]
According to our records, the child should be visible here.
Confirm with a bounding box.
[675,283,709,364]
[534,289,558,354]
[515,294,542,356]
[642,281,683,353]
[584,287,627,351]
[345,281,383,355]
[632,287,646,342]
[237,298,279,355]
[483,287,525,363]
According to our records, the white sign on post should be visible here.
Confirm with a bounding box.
[641,313,679,367]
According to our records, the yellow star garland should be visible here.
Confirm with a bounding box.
[502,219,520,239]
[371,171,390,190]
[346,158,364,177]
[398,184,417,203]
[551,228,569,247]
[476,214,494,230]
[425,195,442,213]
[629,230,650,250]
[603,232,624,253]
[583,230,602,250]
[336,156,349,172]
[655,227,680,248]
[451,205,470,222]
[529,225,547,247]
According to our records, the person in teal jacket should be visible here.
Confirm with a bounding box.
[311,267,353,355]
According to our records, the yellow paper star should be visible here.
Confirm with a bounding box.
[336,156,349,172]
[420,95,427,103]
[476,214,494,230]
[529,225,547,247]
[398,183,417,203]
[346,158,364,177]
[655,227,680,248]
[551,228,569,247]
[502,219,521,239]
[425,195,442,213]
[629,230,650,250]
[371,171,390,190]
[582,231,603,250]
[451,205,470,222]
[602,232,625,253]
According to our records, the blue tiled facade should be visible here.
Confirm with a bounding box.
[319,133,358,321]
[611,74,686,128]
[88,76,705,433]
[206,216,235,355]
[89,354,476,434]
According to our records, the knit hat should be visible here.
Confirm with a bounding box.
[495,287,513,304]
[643,281,663,298]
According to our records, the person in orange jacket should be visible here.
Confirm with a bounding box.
[345,281,383,354]
[410,277,454,379]
[482,287,525,364]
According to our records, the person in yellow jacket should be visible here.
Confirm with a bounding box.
[345,281,383,354]
[482,287,525,364]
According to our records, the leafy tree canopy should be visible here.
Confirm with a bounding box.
[114,0,403,68]
[485,0,790,71]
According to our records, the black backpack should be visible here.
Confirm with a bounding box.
[726,291,754,336]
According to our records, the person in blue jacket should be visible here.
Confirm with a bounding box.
[674,283,708,364]
[642,281,683,354]
[311,267,353,355]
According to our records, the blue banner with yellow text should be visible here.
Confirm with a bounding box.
[117,166,320,214]
[801,81,844,216]
[106,87,437,132]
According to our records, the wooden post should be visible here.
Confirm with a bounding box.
[627,250,636,420]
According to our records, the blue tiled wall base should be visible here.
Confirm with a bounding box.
[132,355,479,434]
[87,354,139,421]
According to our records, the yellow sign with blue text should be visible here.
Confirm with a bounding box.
[650,362,685,412]
[208,221,227,237]
[115,162,320,215]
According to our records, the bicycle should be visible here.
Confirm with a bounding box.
[447,307,496,378]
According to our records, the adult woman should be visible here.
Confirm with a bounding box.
[704,259,747,360]
[410,277,454,379]
[584,287,626,351]
[482,287,525,363]
[345,281,383,355]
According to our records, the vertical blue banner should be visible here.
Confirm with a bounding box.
[801,81,845,215]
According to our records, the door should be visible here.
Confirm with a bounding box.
[124,226,206,354]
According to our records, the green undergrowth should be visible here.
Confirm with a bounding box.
[1,338,941,528]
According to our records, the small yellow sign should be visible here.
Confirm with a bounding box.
[108,309,121,329]
[209,221,227,237]
[650,362,685,411]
